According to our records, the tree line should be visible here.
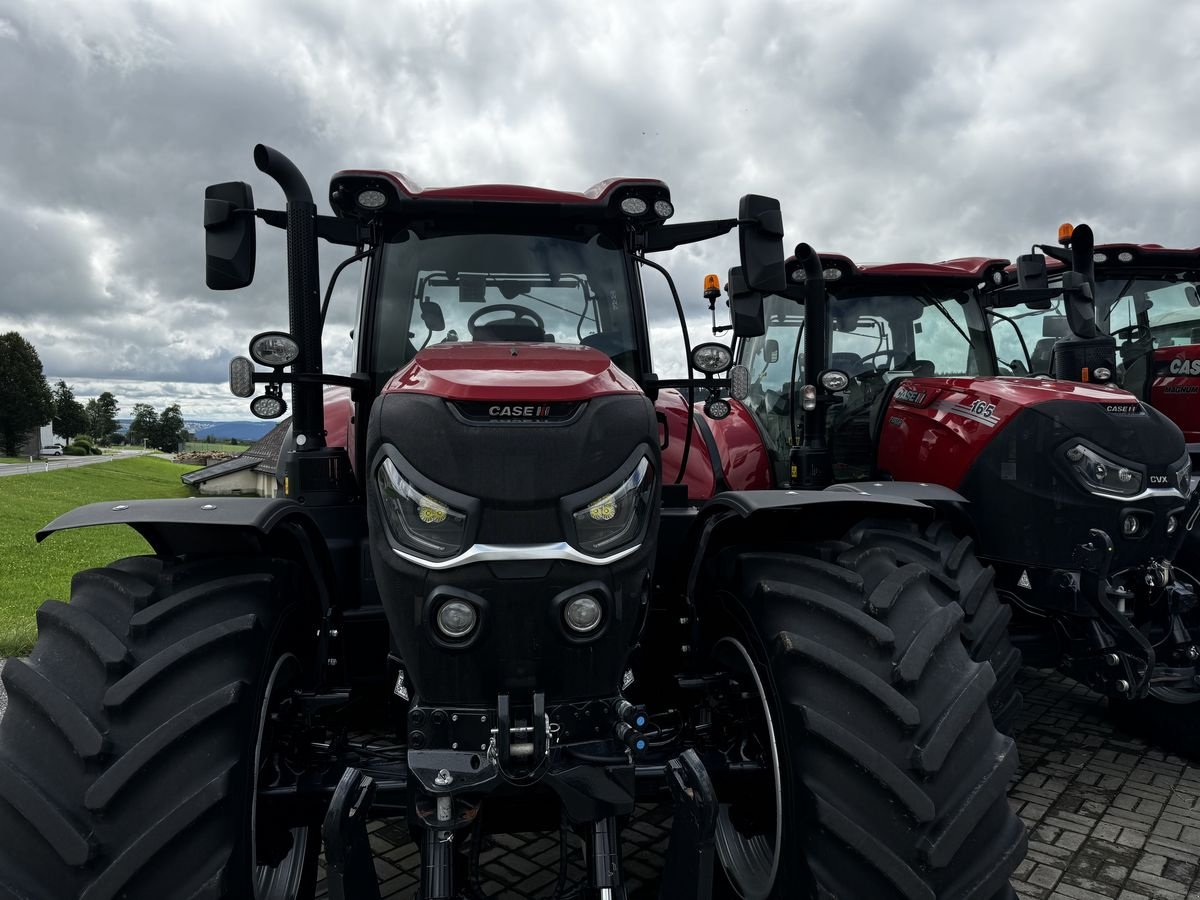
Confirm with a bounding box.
[0,332,190,456]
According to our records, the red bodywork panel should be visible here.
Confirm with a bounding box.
[877,376,1141,488]
[656,392,772,500]
[1151,346,1200,444]
[382,344,641,401]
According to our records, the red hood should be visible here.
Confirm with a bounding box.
[382,343,642,401]
[915,375,1140,408]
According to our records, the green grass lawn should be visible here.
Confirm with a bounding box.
[0,457,200,656]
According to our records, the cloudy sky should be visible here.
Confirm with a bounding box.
[1,0,1198,420]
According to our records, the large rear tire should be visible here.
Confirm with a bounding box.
[844,518,1023,733]
[0,555,319,900]
[706,534,1026,899]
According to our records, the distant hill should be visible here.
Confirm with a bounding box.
[191,421,276,442]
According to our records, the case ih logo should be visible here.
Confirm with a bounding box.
[1101,403,1142,415]
[1168,358,1200,376]
[489,405,552,417]
[894,386,927,405]
[451,400,583,424]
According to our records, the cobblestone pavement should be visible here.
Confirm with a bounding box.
[314,668,1200,899]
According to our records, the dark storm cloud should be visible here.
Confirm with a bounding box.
[1,0,1198,418]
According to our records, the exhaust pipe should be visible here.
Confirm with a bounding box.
[254,143,325,451]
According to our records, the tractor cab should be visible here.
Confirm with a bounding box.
[991,229,1200,455]
[737,255,1003,483]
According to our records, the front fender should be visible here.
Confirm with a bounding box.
[37,497,334,611]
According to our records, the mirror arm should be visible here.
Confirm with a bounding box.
[253,370,372,400]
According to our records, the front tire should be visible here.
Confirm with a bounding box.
[0,555,319,900]
[706,534,1027,899]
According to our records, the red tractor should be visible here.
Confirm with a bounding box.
[0,146,1025,899]
[726,241,1199,755]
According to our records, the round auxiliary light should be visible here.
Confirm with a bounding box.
[249,331,301,367]
[1118,467,1134,483]
[1094,462,1108,480]
[1094,366,1113,381]
[1093,252,1108,264]
[357,189,387,210]
[992,270,1004,285]
[620,196,648,216]
[1067,445,1085,462]
[1168,515,1179,535]
[790,268,806,282]
[250,394,287,419]
[563,595,603,634]
[691,342,733,374]
[229,356,255,398]
[653,199,674,219]
[1118,251,1134,263]
[822,267,843,281]
[1122,514,1140,537]
[436,599,477,639]
[705,397,731,420]
[820,370,850,391]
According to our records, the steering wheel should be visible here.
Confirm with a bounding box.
[466,304,546,340]
[849,350,907,379]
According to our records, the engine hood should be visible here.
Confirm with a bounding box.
[903,375,1142,412]
[383,343,641,402]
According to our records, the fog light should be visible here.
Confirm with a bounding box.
[436,599,477,639]
[1118,468,1133,483]
[1168,515,1179,535]
[1123,515,1140,536]
[564,595,603,634]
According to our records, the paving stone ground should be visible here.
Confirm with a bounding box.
[315,668,1200,899]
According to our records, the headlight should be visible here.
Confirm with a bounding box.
[1176,455,1192,495]
[1063,443,1144,497]
[571,457,655,554]
[691,342,734,374]
[376,457,468,559]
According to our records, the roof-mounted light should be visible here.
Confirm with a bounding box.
[1093,252,1108,263]
[620,196,648,216]
[1118,251,1134,263]
[1058,222,1074,244]
[822,267,842,281]
[653,199,674,219]
[357,189,387,209]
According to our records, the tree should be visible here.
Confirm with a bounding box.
[152,404,189,453]
[128,403,158,447]
[51,381,89,444]
[0,332,54,456]
[85,391,119,444]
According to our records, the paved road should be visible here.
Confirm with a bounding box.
[0,663,1193,897]
[0,449,146,477]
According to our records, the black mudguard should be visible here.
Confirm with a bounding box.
[37,497,334,611]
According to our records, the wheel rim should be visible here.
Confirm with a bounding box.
[251,652,311,899]
[713,637,782,900]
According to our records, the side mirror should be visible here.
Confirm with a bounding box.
[726,266,766,338]
[764,338,780,364]
[1016,254,1048,290]
[1187,286,1200,308]
[737,195,786,293]
[205,181,256,290]
[421,299,446,331]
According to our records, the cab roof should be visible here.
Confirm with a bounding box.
[784,252,1009,295]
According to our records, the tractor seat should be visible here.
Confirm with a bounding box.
[1029,338,1056,375]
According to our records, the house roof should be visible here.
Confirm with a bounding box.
[180,417,292,486]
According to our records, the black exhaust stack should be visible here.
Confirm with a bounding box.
[254,144,326,451]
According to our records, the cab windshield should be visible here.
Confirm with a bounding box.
[1098,277,1200,345]
[372,230,639,382]
[739,291,984,477]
